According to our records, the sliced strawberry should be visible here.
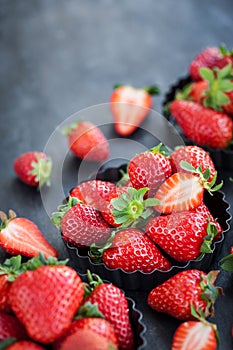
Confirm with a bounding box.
[0,210,57,258]
[110,84,159,136]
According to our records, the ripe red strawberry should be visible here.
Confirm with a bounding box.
[172,319,218,350]
[13,151,52,189]
[101,228,171,272]
[9,265,84,343]
[85,273,134,350]
[128,144,172,196]
[62,121,109,161]
[110,84,159,136]
[54,317,118,350]
[0,275,11,312]
[0,210,57,258]
[5,341,46,350]
[0,312,28,341]
[170,100,233,149]
[170,145,216,182]
[148,270,222,320]
[146,204,222,262]
[189,46,233,81]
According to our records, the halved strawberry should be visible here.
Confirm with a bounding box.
[110,84,159,136]
[0,210,57,258]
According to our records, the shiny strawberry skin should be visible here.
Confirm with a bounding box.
[146,203,222,262]
[7,341,46,350]
[170,100,233,149]
[172,320,218,350]
[110,85,153,136]
[61,203,111,247]
[154,172,204,214]
[87,282,134,350]
[0,217,57,258]
[0,274,11,313]
[9,265,84,344]
[170,145,216,181]
[0,312,28,341]
[103,228,171,273]
[67,121,109,161]
[148,270,218,320]
[128,150,172,196]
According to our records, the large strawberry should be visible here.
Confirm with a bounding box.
[146,204,222,262]
[0,312,28,341]
[98,228,171,273]
[128,144,172,196]
[154,164,222,214]
[170,100,233,149]
[84,272,134,350]
[0,210,57,258]
[13,151,52,189]
[148,270,222,320]
[189,46,233,81]
[54,317,118,350]
[170,145,216,182]
[52,198,111,248]
[62,120,109,161]
[110,84,159,136]
[9,265,84,343]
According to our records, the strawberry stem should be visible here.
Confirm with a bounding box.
[143,85,160,95]
[74,301,104,320]
[200,221,219,254]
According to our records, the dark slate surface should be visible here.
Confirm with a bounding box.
[1,1,233,349]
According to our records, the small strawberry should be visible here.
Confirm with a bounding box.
[0,312,28,341]
[146,205,222,262]
[154,164,222,214]
[62,121,109,161]
[128,144,173,196]
[0,210,57,258]
[54,317,118,350]
[110,84,159,136]
[189,46,233,81]
[148,270,222,321]
[52,197,111,248]
[9,265,84,343]
[2,340,46,350]
[97,228,171,273]
[13,151,52,189]
[84,272,134,350]
[170,145,216,182]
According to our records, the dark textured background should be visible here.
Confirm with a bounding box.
[1,1,233,349]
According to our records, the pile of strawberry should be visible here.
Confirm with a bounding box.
[0,254,136,350]
[51,144,224,273]
[165,45,233,149]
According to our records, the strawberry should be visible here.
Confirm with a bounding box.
[110,84,159,136]
[13,151,52,189]
[85,272,134,350]
[52,198,111,248]
[0,210,57,258]
[189,46,233,81]
[54,317,118,350]
[170,100,233,149]
[170,145,216,182]
[4,340,46,350]
[9,265,84,343]
[148,270,222,320]
[128,144,173,196]
[0,312,28,341]
[0,275,11,313]
[99,228,171,273]
[62,121,109,161]
[172,319,218,350]
[146,204,222,262]
[154,164,222,214]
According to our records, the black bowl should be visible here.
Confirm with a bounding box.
[162,75,233,170]
[64,163,231,291]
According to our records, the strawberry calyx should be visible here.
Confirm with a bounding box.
[60,120,83,136]
[0,210,17,230]
[219,44,233,57]
[30,153,52,189]
[83,270,105,298]
[110,187,159,227]
[89,231,116,263]
[200,220,219,254]
[0,338,17,350]
[116,169,130,187]
[51,196,82,229]
[219,253,233,272]
[150,143,171,157]
[199,270,223,318]
[113,84,160,95]
[74,301,104,320]
[179,161,223,194]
